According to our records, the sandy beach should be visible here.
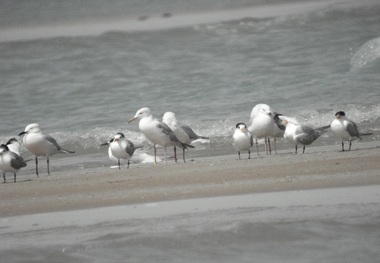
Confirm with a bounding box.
[1,141,379,217]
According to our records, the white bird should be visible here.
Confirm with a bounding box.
[128,107,194,164]
[19,123,75,176]
[233,123,254,159]
[6,138,21,156]
[330,111,372,151]
[0,144,27,183]
[101,132,136,169]
[279,116,328,154]
[248,103,275,155]
[162,111,208,162]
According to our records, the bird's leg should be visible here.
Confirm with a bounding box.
[127,159,130,169]
[341,141,345,151]
[154,145,157,164]
[164,146,167,165]
[118,159,121,169]
[295,144,298,154]
[255,139,260,156]
[182,148,186,163]
[14,172,16,182]
[35,156,39,177]
[238,151,241,160]
[349,141,352,151]
[265,138,268,155]
[267,138,272,155]
[303,145,306,154]
[3,173,6,183]
[274,138,278,154]
[47,156,50,175]
[174,146,177,163]
[248,150,251,159]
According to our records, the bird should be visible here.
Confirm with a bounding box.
[233,123,253,159]
[0,144,27,183]
[278,116,328,154]
[248,104,275,155]
[269,113,286,154]
[128,107,194,165]
[18,123,75,176]
[162,111,208,162]
[330,111,372,151]
[101,132,136,169]
[6,137,21,156]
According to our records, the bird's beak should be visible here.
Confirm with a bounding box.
[18,131,26,136]
[128,116,137,123]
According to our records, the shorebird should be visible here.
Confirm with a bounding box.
[101,132,137,169]
[279,116,329,154]
[269,113,286,154]
[0,144,27,183]
[19,123,75,176]
[233,123,254,159]
[162,111,208,162]
[128,107,194,164]
[330,111,372,151]
[248,103,275,155]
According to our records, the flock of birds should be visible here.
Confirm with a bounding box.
[0,104,372,183]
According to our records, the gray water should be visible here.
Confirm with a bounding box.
[1,0,380,173]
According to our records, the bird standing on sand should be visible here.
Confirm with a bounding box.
[19,123,75,176]
[279,116,328,154]
[162,111,208,162]
[0,144,27,183]
[101,132,136,169]
[248,103,275,155]
[128,107,194,165]
[233,123,254,159]
[330,111,372,151]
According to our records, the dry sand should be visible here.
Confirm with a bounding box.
[1,142,380,218]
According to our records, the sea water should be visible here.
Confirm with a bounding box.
[1,0,380,173]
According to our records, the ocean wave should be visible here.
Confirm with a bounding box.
[0,0,358,43]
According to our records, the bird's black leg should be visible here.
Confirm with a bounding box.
[35,156,39,177]
[183,148,186,163]
[341,141,345,151]
[127,159,130,169]
[349,141,352,151]
[3,173,6,183]
[248,150,251,159]
[174,146,177,163]
[118,159,121,169]
[303,145,306,154]
[238,151,241,160]
[14,172,16,182]
[47,156,50,175]
[295,145,298,154]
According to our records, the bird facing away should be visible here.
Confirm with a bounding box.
[0,144,27,183]
[128,107,194,165]
[162,111,208,162]
[101,132,136,169]
[6,138,21,156]
[330,111,372,151]
[279,116,328,154]
[19,123,75,176]
[233,123,254,159]
[248,103,275,155]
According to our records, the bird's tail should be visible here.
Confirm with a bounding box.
[315,125,330,132]
[198,136,210,140]
[60,148,75,154]
[181,143,195,149]
[359,132,373,136]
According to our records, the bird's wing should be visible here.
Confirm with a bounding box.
[158,122,179,142]
[44,134,62,150]
[10,152,27,169]
[346,121,360,137]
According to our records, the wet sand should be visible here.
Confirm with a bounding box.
[1,142,380,218]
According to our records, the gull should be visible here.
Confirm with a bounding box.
[279,116,329,154]
[19,123,75,176]
[0,144,27,183]
[128,107,194,164]
[233,123,253,159]
[6,138,21,156]
[269,113,286,154]
[248,103,275,155]
[101,132,136,169]
[162,111,209,162]
[330,111,372,151]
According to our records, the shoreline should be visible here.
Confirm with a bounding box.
[1,142,380,218]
